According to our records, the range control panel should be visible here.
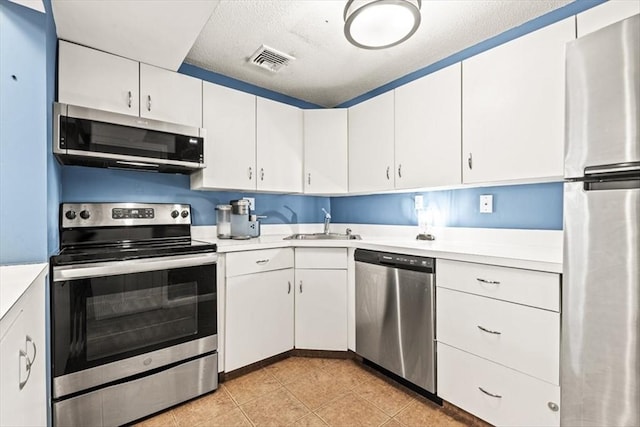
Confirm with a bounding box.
[61,203,191,228]
[112,208,155,219]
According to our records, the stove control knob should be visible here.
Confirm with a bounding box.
[171,210,180,219]
[181,210,189,218]
[79,210,91,220]
[65,210,76,220]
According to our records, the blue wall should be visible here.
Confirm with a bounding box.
[0,0,50,264]
[45,0,60,257]
[330,182,563,230]
[61,166,330,225]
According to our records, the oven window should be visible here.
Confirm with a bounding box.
[52,263,216,377]
[85,274,197,361]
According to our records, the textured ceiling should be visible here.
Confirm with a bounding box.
[186,0,572,107]
[51,1,574,108]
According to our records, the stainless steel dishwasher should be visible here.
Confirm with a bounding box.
[355,249,436,394]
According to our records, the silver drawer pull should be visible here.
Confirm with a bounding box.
[476,278,500,285]
[256,259,270,264]
[478,386,502,398]
[299,281,303,293]
[287,281,291,294]
[19,335,36,390]
[477,325,501,335]
[548,402,559,412]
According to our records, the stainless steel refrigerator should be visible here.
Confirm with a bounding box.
[562,14,639,427]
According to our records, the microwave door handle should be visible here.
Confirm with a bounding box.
[54,253,218,281]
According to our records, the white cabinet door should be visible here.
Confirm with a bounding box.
[438,343,560,427]
[225,268,294,372]
[139,63,202,127]
[256,97,303,193]
[395,63,462,189]
[462,18,575,184]
[577,0,640,37]
[295,269,348,351]
[191,82,256,191]
[303,109,348,194]
[348,91,395,192]
[58,40,139,116]
[0,273,46,427]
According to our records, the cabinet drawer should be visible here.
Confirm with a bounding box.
[438,343,560,427]
[226,248,294,277]
[295,248,347,269]
[437,259,559,311]
[437,288,559,384]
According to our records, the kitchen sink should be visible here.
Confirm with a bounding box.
[284,232,361,240]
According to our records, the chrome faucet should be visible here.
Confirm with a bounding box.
[322,208,331,234]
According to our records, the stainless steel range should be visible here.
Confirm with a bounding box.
[50,203,218,427]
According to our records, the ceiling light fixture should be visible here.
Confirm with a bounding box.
[343,0,422,50]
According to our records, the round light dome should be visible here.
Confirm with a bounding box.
[344,0,422,50]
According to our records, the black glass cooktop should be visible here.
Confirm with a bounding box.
[51,239,217,266]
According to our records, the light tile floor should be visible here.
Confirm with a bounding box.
[135,357,480,427]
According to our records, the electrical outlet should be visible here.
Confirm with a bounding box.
[479,194,493,213]
[414,195,424,210]
[242,197,255,211]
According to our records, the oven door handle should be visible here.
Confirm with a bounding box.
[53,253,218,281]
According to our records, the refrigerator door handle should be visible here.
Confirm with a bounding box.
[584,162,640,176]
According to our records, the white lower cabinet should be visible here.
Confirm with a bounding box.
[437,288,559,384]
[436,259,561,426]
[294,248,348,350]
[225,249,295,372]
[438,343,560,427]
[0,268,47,427]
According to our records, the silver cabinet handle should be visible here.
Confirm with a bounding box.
[477,325,501,335]
[398,164,402,178]
[287,281,291,294]
[548,402,559,412]
[299,281,303,293]
[478,387,502,398]
[256,259,270,265]
[307,173,311,186]
[127,91,132,108]
[248,167,253,180]
[476,278,500,285]
[386,166,390,180]
[147,95,152,111]
[260,168,264,181]
[19,335,36,390]
[468,153,473,169]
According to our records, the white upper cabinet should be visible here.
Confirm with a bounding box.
[58,41,202,127]
[462,17,575,184]
[139,63,202,128]
[191,83,256,191]
[394,63,462,189]
[348,91,395,193]
[58,40,140,116]
[303,109,348,194]
[577,0,640,37]
[256,97,303,193]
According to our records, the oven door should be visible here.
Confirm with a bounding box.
[51,252,217,398]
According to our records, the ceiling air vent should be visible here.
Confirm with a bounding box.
[249,45,295,73]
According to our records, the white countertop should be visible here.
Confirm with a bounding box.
[0,263,48,320]
[194,225,563,273]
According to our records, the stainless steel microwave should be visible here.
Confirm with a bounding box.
[53,103,205,174]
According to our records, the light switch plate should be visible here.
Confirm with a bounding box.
[480,194,493,213]
[242,197,255,211]
[414,195,424,210]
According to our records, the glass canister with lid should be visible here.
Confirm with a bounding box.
[216,205,232,239]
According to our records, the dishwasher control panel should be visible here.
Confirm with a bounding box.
[355,249,435,272]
